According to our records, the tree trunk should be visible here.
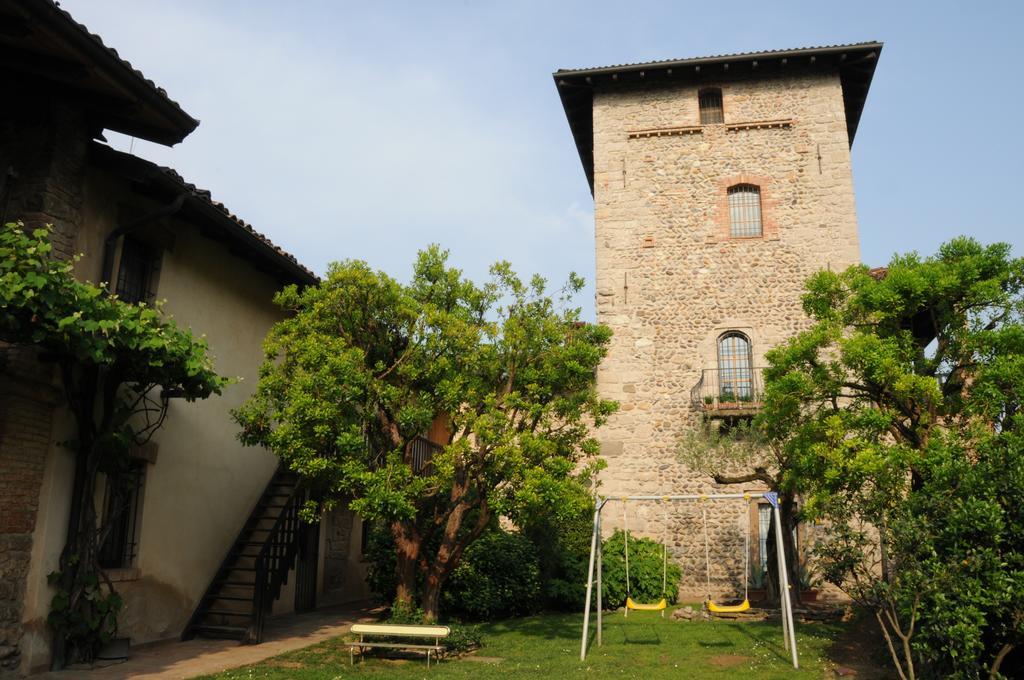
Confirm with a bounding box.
[421,579,443,622]
[391,520,421,609]
[419,494,491,622]
[780,495,800,598]
[420,499,469,622]
[765,494,800,605]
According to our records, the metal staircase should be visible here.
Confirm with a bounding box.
[181,466,303,644]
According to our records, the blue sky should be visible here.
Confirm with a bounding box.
[65,0,1023,317]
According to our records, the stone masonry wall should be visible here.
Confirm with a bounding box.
[591,70,861,598]
[323,505,357,594]
[0,90,88,675]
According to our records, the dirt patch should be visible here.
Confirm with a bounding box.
[264,660,306,669]
[464,655,504,664]
[707,654,750,668]
[827,615,899,679]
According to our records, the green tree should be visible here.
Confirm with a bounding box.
[234,247,615,620]
[0,223,226,668]
[758,238,1024,679]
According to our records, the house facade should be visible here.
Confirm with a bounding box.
[554,44,881,596]
[0,2,369,675]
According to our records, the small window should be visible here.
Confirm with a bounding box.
[717,332,753,400]
[757,503,772,568]
[727,184,763,238]
[757,502,799,570]
[115,237,160,304]
[699,88,724,124]
[98,462,146,569]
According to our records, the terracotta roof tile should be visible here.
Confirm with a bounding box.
[155,166,319,282]
[45,0,194,123]
[92,143,317,284]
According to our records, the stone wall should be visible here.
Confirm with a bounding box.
[323,505,357,594]
[319,504,372,605]
[0,89,88,675]
[590,70,861,598]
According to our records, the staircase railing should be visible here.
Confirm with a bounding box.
[181,466,294,642]
[248,487,303,643]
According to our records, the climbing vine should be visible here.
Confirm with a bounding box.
[1,222,227,667]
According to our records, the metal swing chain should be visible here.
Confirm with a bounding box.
[743,495,751,602]
[661,499,668,598]
[701,500,711,601]
[623,500,630,598]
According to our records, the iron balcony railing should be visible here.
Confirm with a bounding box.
[408,436,442,475]
[690,367,766,412]
[369,435,442,475]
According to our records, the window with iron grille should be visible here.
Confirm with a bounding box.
[115,237,160,304]
[758,504,772,568]
[98,462,146,569]
[757,502,799,569]
[699,88,724,124]
[717,332,753,400]
[727,184,763,238]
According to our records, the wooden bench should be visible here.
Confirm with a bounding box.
[347,623,451,667]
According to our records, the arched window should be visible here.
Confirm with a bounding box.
[727,184,763,238]
[699,88,724,124]
[717,332,753,401]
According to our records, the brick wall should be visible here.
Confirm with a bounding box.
[0,89,88,675]
[590,70,861,597]
[0,382,58,674]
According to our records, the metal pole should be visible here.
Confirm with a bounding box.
[600,493,753,502]
[772,502,799,669]
[596,509,603,647]
[773,509,791,652]
[580,502,601,661]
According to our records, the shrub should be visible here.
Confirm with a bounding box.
[364,523,399,604]
[367,524,542,621]
[524,506,594,611]
[442,529,542,620]
[601,529,681,608]
[387,599,424,624]
[442,625,483,653]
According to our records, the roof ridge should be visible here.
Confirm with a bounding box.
[35,0,198,140]
[156,166,318,281]
[95,144,317,283]
[555,42,882,75]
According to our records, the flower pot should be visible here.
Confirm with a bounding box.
[799,589,819,603]
[748,588,767,603]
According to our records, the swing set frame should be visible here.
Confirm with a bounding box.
[579,491,800,669]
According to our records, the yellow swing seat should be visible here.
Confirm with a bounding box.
[626,597,667,612]
[707,598,751,614]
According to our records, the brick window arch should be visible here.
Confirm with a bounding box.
[699,88,724,124]
[717,331,753,400]
[727,184,763,238]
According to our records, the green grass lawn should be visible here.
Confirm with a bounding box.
[197,608,847,679]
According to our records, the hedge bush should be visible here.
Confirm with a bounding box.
[524,507,594,610]
[442,530,542,620]
[601,529,681,608]
[365,524,542,620]
[363,523,399,604]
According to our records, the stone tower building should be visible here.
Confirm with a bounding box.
[554,43,882,595]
